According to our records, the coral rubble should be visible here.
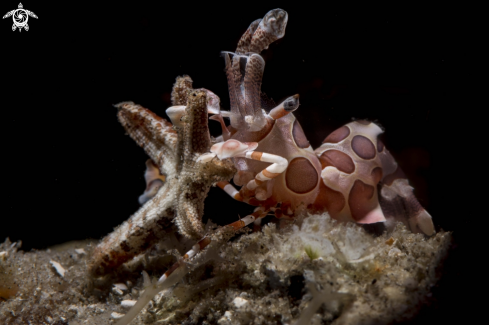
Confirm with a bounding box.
[0,214,450,324]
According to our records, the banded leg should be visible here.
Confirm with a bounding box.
[210,139,288,199]
[114,207,268,325]
[216,181,243,202]
[315,120,434,235]
[241,150,288,192]
[268,94,300,120]
[204,139,288,202]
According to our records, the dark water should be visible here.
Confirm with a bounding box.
[2,3,469,324]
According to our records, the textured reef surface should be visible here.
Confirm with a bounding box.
[0,214,450,324]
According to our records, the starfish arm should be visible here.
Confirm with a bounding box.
[174,159,236,240]
[89,182,177,276]
[175,89,237,239]
[171,75,193,106]
[91,77,236,276]
[176,183,207,239]
[170,76,193,172]
[182,90,212,160]
[172,89,211,239]
[116,101,178,176]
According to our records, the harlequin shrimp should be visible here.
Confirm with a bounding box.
[88,8,435,324]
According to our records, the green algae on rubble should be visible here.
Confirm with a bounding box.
[0,214,450,325]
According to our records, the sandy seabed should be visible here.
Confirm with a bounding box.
[0,214,450,325]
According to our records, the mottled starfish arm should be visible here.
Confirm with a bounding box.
[173,90,237,239]
[116,102,178,176]
[171,75,193,106]
[89,182,177,276]
[171,75,194,172]
[175,90,213,239]
[182,90,212,159]
[249,9,288,54]
[236,19,261,54]
[176,183,208,239]
[175,149,237,240]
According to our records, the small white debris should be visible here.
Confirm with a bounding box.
[74,248,86,255]
[121,300,137,307]
[113,283,128,291]
[49,260,66,277]
[68,305,80,314]
[111,312,125,319]
[87,304,105,313]
[245,115,254,125]
[233,297,248,308]
[388,247,403,257]
[142,270,151,287]
[218,311,233,324]
[45,316,53,323]
[239,292,249,298]
[383,286,403,300]
[0,251,7,260]
[112,287,124,296]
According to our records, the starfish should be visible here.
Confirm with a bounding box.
[89,76,236,277]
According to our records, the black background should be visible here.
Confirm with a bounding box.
[1,2,470,324]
